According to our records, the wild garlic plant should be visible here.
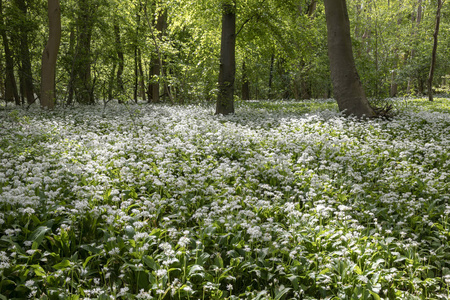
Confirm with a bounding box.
[0,98,449,299]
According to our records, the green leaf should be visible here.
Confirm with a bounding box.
[369,291,381,300]
[82,255,98,269]
[188,264,204,277]
[143,256,158,270]
[52,259,71,270]
[31,265,46,277]
[354,265,363,275]
[274,285,291,300]
[287,275,299,290]
[30,226,51,250]
[79,244,102,254]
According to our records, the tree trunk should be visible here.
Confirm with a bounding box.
[324,0,376,117]
[114,21,124,97]
[134,45,138,102]
[216,1,236,115]
[428,0,442,102]
[242,61,250,100]
[138,48,145,101]
[390,70,398,97]
[0,54,4,99]
[108,63,116,101]
[66,26,75,106]
[40,0,61,109]
[74,0,94,104]
[114,21,124,104]
[268,53,275,99]
[306,0,317,17]
[148,3,166,103]
[408,0,423,94]
[15,0,34,105]
[0,0,20,105]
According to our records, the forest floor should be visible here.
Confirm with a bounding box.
[0,98,449,299]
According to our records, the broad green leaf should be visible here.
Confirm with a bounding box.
[188,264,204,277]
[369,291,381,300]
[31,265,46,277]
[52,259,71,270]
[274,285,291,300]
[30,226,51,250]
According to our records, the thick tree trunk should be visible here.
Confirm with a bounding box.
[242,61,250,100]
[0,0,20,105]
[216,2,236,115]
[428,0,442,102]
[324,0,376,117]
[16,0,34,105]
[40,0,61,109]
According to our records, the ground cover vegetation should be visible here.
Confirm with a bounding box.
[0,98,449,299]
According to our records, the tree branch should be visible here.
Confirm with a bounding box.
[235,0,267,38]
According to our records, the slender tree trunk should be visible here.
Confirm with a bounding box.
[0,53,4,99]
[0,0,20,105]
[114,21,124,97]
[138,48,145,101]
[114,20,124,104]
[40,0,61,109]
[134,45,138,102]
[390,70,398,97]
[148,3,166,103]
[408,0,423,94]
[242,61,250,100]
[16,0,34,105]
[324,0,376,117]
[108,63,116,101]
[74,0,94,104]
[268,53,275,99]
[216,1,236,115]
[428,0,442,102]
[306,0,317,17]
[66,26,75,106]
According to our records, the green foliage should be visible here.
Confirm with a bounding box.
[0,99,449,298]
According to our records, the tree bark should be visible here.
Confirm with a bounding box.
[268,53,275,99]
[324,0,376,117]
[74,0,94,104]
[407,0,423,94]
[114,21,124,96]
[66,26,75,106]
[428,0,442,102]
[0,0,20,105]
[40,0,61,109]
[148,3,166,103]
[15,0,34,105]
[216,1,236,115]
[242,61,250,100]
